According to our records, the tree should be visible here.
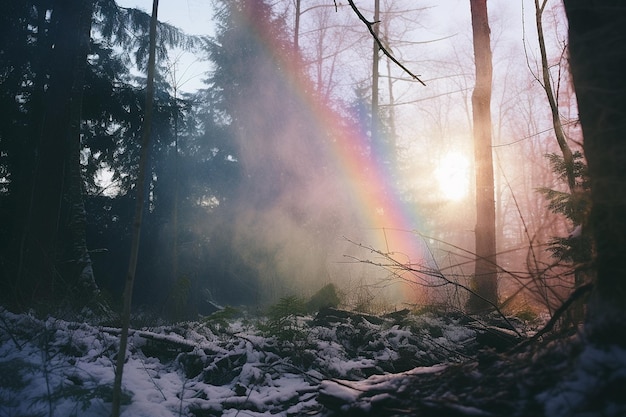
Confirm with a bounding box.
[371,0,381,144]
[60,0,98,303]
[206,0,298,302]
[534,0,576,191]
[467,0,498,311]
[19,0,98,304]
[111,0,159,414]
[0,0,203,309]
[532,1,590,322]
[563,0,626,344]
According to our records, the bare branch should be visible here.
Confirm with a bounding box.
[513,282,593,351]
[343,237,522,337]
[345,0,426,86]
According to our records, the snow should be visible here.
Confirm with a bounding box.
[539,343,626,417]
[1,306,623,416]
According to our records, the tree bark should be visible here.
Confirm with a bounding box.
[468,0,498,311]
[563,0,626,345]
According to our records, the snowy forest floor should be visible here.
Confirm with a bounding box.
[0,305,625,417]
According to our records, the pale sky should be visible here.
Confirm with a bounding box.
[114,0,214,92]
[116,0,214,35]
[111,1,545,95]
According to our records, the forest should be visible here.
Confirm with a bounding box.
[0,0,625,416]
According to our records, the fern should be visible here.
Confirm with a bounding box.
[203,306,239,333]
[261,296,307,342]
[538,151,592,263]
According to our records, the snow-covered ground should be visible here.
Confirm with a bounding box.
[0,306,624,416]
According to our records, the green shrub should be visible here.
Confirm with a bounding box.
[202,306,239,333]
[262,296,307,342]
[515,307,538,322]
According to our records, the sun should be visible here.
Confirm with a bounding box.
[435,152,470,201]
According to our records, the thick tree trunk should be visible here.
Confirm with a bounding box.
[563,0,626,345]
[468,0,498,311]
[9,1,50,304]
[60,0,98,301]
[22,0,93,303]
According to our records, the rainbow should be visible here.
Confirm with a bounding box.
[231,1,429,292]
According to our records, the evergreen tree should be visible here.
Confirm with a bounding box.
[204,0,343,303]
[0,0,205,309]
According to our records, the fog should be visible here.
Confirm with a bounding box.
[120,0,577,312]
[220,56,424,305]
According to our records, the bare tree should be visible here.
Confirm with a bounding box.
[111,0,159,415]
[534,0,576,190]
[467,0,498,311]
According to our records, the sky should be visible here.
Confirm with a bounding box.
[112,0,498,89]
[112,0,534,94]
[116,0,214,35]
[115,0,215,92]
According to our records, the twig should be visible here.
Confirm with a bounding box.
[133,341,167,400]
[178,378,187,417]
[344,237,523,337]
[513,282,593,351]
[345,0,426,86]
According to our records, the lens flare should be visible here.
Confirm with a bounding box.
[435,152,470,201]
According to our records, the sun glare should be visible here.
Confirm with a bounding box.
[435,152,470,201]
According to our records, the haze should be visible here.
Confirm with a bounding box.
[103,0,576,313]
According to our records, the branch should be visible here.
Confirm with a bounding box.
[345,0,426,86]
[513,282,593,351]
[344,237,522,337]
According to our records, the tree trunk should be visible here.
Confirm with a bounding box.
[535,0,576,191]
[60,0,99,302]
[534,0,586,323]
[21,0,94,304]
[563,0,626,345]
[294,0,301,52]
[467,0,498,312]
[111,1,159,415]
[371,0,380,143]
[10,0,50,304]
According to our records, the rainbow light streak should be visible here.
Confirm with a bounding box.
[236,4,428,280]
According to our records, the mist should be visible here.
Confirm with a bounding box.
[154,0,577,314]
[210,57,410,306]
[79,0,579,316]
